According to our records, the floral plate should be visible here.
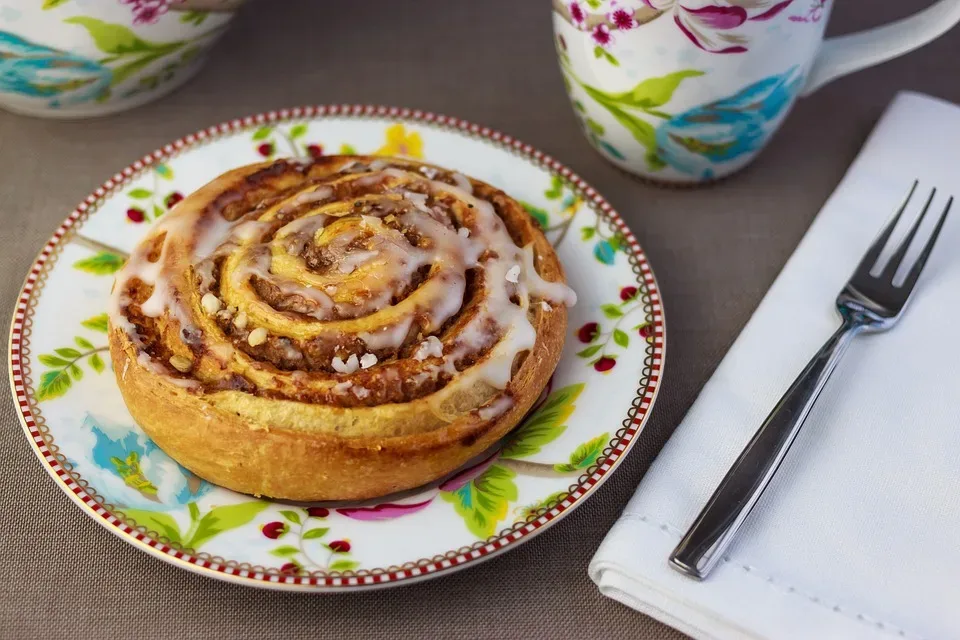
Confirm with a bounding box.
[9,106,665,590]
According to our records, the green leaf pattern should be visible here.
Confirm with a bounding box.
[81,313,109,333]
[45,16,228,107]
[252,126,273,141]
[554,433,609,473]
[517,491,567,520]
[577,345,602,358]
[561,58,704,171]
[442,375,613,537]
[187,502,269,550]
[119,163,179,225]
[73,252,124,275]
[520,202,550,230]
[35,370,73,402]
[89,353,105,373]
[120,509,183,544]
[121,501,268,551]
[501,384,584,459]
[577,286,650,368]
[35,317,109,401]
[279,509,302,525]
[440,464,518,538]
[525,174,584,251]
[65,17,160,56]
[251,123,324,159]
[260,508,358,573]
[179,10,208,26]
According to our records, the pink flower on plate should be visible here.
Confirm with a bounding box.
[591,24,614,48]
[608,7,639,30]
[336,498,435,522]
[641,0,796,53]
[569,1,587,29]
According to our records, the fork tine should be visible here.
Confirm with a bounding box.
[854,180,917,277]
[899,196,953,291]
[880,187,936,282]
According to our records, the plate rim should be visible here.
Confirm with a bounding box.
[8,103,666,591]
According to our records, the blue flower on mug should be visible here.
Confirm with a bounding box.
[653,66,802,179]
[0,30,111,107]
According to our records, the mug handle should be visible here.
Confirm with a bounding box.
[802,0,960,95]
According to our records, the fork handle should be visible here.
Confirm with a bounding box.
[669,319,862,580]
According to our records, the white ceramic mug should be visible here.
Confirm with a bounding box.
[553,0,960,184]
[0,0,246,119]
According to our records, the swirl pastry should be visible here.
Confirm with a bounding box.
[108,155,577,501]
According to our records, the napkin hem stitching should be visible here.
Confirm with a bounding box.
[619,513,921,639]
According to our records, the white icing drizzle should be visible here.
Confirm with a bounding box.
[275,212,329,239]
[136,351,199,389]
[413,336,444,361]
[479,394,514,421]
[402,191,431,214]
[450,172,472,194]
[276,213,328,255]
[409,176,575,389]
[291,186,333,208]
[520,243,578,306]
[109,159,576,397]
[337,249,379,274]
[358,316,414,351]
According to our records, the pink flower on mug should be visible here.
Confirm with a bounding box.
[641,0,796,53]
[119,0,175,25]
[569,1,587,29]
[591,24,614,48]
[789,0,826,23]
[608,7,639,30]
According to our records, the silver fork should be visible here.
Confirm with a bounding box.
[670,181,954,580]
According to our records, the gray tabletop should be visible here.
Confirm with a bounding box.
[2,1,957,638]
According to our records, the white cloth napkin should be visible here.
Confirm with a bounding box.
[589,91,960,640]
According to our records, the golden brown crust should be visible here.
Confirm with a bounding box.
[109,155,569,501]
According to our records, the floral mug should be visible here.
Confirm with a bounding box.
[554,0,960,184]
[0,0,247,119]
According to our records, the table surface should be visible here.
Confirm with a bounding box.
[2,1,957,638]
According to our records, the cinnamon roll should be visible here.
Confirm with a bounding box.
[108,155,576,501]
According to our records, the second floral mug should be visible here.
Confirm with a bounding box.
[553,0,960,184]
[0,0,247,119]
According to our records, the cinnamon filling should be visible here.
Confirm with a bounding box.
[108,156,577,409]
